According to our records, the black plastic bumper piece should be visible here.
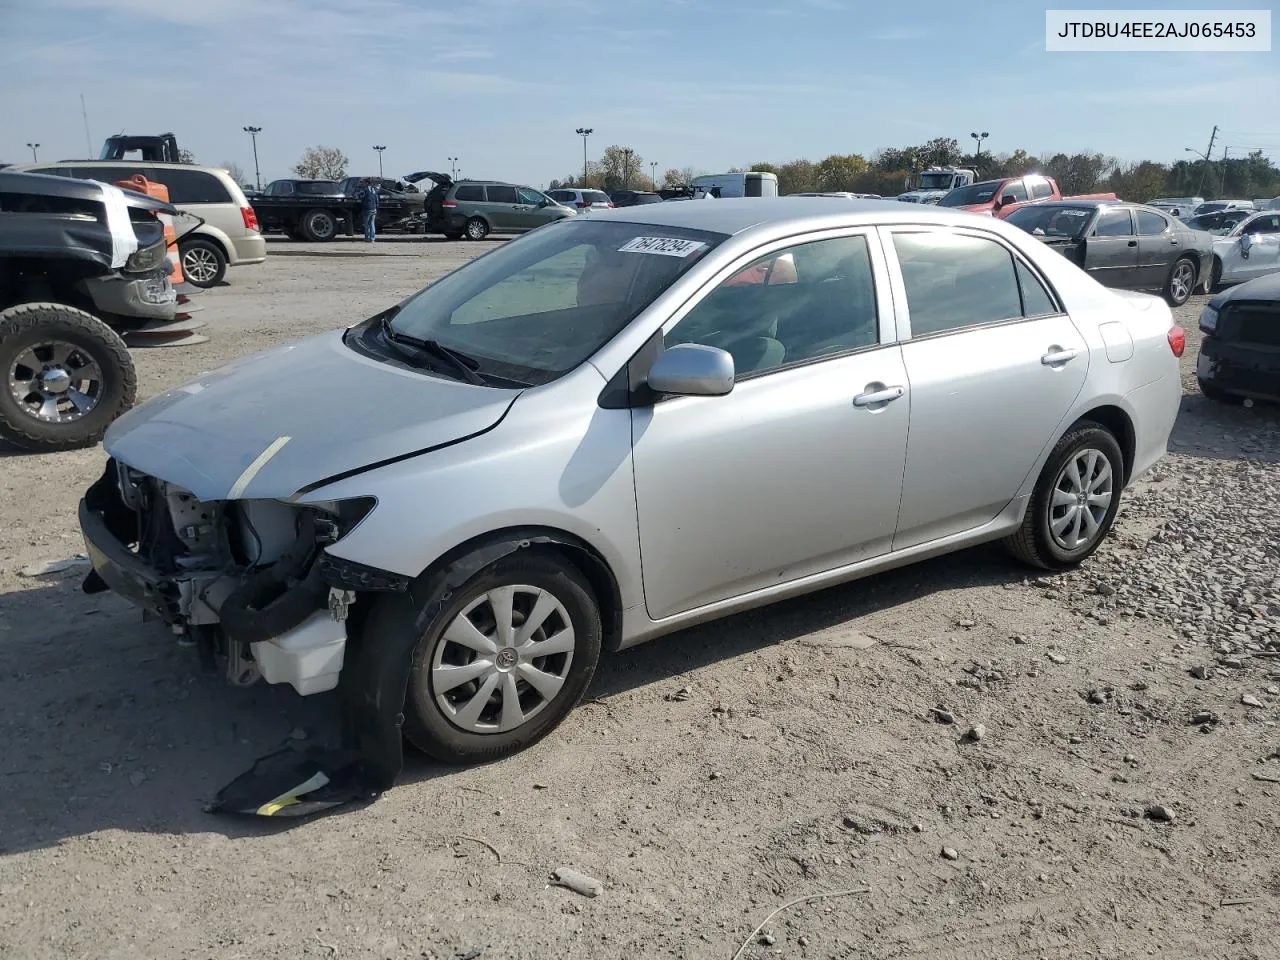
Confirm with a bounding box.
[78,498,178,620]
[319,554,411,593]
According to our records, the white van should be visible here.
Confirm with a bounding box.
[690,171,779,199]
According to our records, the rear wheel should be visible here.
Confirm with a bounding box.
[300,209,338,242]
[1003,422,1124,571]
[0,302,137,452]
[464,217,490,241]
[179,237,227,287]
[1164,256,1197,306]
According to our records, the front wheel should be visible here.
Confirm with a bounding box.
[401,553,602,764]
[300,209,338,242]
[1003,422,1124,571]
[464,217,490,241]
[0,302,137,452]
[179,237,227,287]
[1164,256,1197,307]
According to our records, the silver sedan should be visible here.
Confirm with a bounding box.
[81,198,1184,768]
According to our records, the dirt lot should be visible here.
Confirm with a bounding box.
[2,237,1278,960]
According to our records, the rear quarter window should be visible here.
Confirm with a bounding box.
[148,168,233,204]
[453,185,484,202]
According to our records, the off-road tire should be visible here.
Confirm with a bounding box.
[179,237,227,288]
[1003,421,1124,571]
[401,552,602,765]
[464,217,490,241]
[300,209,338,242]
[0,302,136,452]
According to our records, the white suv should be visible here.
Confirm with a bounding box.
[12,160,266,288]
[545,188,613,211]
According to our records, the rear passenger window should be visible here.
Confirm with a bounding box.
[1094,210,1133,237]
[453,185,484,202]
[1136,210,1169,235]
[1031,180,1054,200]
[150,169,232,204]
[892,232,1024,337]
[485,185,518,204]
[1001,181,1029,202]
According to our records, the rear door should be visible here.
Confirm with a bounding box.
[884,226,1089,549]
[482,184,520,230]
[1239,213,1280,280]
[1134,208,1179,290]
[1084,208,1139,288]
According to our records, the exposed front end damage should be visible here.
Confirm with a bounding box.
[1198,299,1280,404]
[79,457,403,695]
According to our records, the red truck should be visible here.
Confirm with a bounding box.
[936,174,1117,219]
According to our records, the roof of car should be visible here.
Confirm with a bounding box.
[0,169,178,214]
[579,196,1006,235]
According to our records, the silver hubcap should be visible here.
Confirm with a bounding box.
[468,221,485,238]
[431,584,575,734]
[183,246,219,283]
[1048,448,1114,551]
[8,341,103,422]
[310,214,334,238]
[1171,262,1193,301]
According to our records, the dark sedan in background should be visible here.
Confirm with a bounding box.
[1006,200,1215,306]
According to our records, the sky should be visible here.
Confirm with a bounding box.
[1,0,1277,188]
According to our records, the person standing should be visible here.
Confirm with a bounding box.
[361,178,379,242]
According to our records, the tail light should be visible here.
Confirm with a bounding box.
[240,205,259,231]
[576,201,590,208]
[1167,323,1186,357]
[442,200,457,208]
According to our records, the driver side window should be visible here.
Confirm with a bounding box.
[665,235,880,380]
[518,187,545,205]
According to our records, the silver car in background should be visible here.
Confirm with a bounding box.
[79,199,1184,767]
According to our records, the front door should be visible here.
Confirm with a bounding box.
[884,227,1090,549]
[1228,214,1280,281]
[631,232,910,620]
[512,187,554,230]
[1084,207,1139,288]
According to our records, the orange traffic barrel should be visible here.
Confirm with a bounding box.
[115,174,184,286]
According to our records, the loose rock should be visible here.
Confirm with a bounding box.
[930,708,955,725]
[962,724,986,743]
[551,867,603,898]
[941,847,960,861]
[1144,804,1176,823]
[1241,694,1264,709]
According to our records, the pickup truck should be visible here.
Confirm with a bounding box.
[937,174,1117,219]
[250,178,426,241]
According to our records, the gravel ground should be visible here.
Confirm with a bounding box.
[1,238,1278,960]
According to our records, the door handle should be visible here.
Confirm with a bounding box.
[1041,347,1078,366]
[1127,240,1137,247]
[1170,238,1179,245]
[853,384,905,407]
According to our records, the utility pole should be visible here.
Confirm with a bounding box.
[80,94,92,157]
[243,126,262,191]
[373,145,386,178]
[575,127,593,184]
[1196,125,1218,197]
[26,142,39,162]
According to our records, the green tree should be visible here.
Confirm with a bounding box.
[1042,152,1113,195]
[293,145,349,180]
[597,145,644,191]
[178,148,196,164]
[1108,161,1169,202]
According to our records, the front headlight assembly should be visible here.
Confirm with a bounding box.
[1199,305,1218,335]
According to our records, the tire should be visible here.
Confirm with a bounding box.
[1197,376,1244,405]
[464,217,490,241]
[299,209,338,242]
[1003,422,1124,571]
[401,552,603,764]
[1163,256,1197,306]
[443,231,464,241]
[179,237,227,288]
[0,302,137,452]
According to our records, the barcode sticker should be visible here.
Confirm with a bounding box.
[617,236,708,257]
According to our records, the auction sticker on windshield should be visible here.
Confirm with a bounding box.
[618,237,708,257]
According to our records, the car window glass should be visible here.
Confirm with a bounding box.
[453,184,484,202]
[1031,180,1054,199]
[451,245,591,325]
[547,191,572,202]
[1001,181,1029,203]
[665,235,879,379]
[518,187,544,205]
[1094,210,1133,237]
[892,231,1024,336]
[486,185,518,204]
[1016,260,1057,317]
[1136,210,1168,235]
[147,168,232,204]
[1248,215,1280,234]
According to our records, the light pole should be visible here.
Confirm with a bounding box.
[970,131,989,166]
[243,126,262,191]
[575,127,593,184]
[650,162,658,190]
[26,142,39,162]
[622,148,633,189]
[373,145,386,178]
[448,156,458,180]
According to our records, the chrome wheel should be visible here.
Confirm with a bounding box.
[8,340,103,423]
[465,217,489,240]
[1048,447,1114,551]
[182,245,220,284]
[431,584,576,735]
[1169,259,1195,304]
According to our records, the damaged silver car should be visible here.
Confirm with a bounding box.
[80,199,1181,791]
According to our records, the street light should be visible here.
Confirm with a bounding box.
[26,142,39,162]
[575,127,593,185]
[243,126,262,191]
[373,145,386,178]
[650,161,658,190]
[970,131,989,165]
[622,148,633,189]
[447,156,458,180]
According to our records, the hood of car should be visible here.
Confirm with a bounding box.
[103,329,519,502]
[1209,271,1280,309]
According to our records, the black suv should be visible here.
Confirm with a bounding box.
[608,190,663,208]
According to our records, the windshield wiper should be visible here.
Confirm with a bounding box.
[379,315,487,386]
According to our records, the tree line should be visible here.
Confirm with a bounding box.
[552,137,1280,201]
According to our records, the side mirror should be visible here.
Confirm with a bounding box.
[645,344,735,398]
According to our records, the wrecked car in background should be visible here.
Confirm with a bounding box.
[0,171,178,451]
[1196,272,1280,406]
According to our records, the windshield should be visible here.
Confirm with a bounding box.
[1195,202,1228,214]
[378,219,727,386]
[1006,205,1093,239]
[1187,210,1252,235]
[938,182,1000,207]
[917,173,955,190]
